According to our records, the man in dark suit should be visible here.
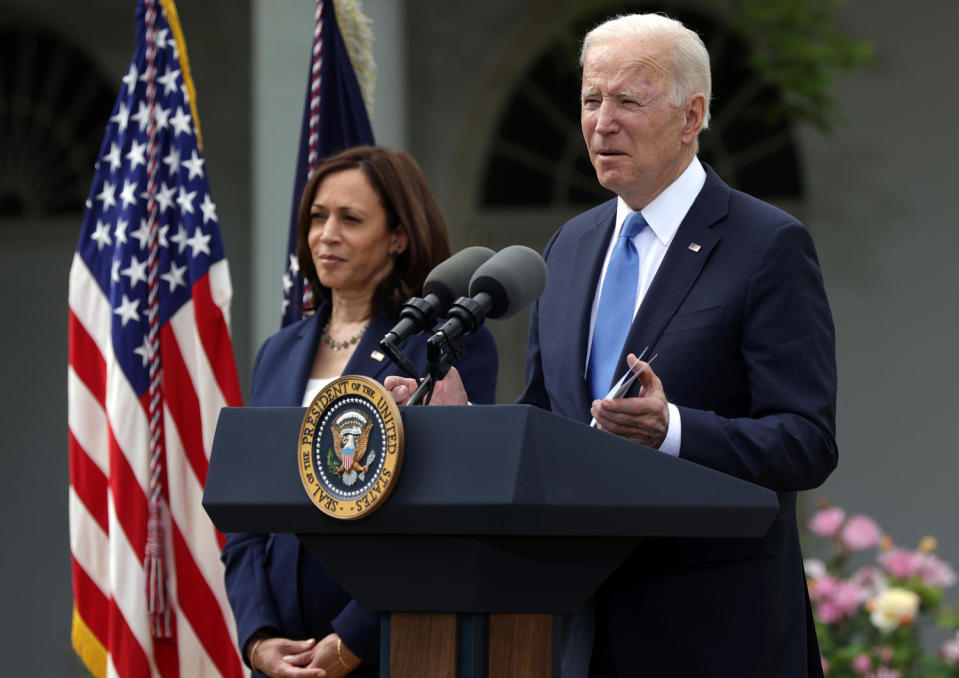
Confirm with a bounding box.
[390,12,836,677]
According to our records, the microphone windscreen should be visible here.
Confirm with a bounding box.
[423,246,496,310]
[468,245,548,319]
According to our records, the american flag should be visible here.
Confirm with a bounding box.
[68,1,243,676]
[280,0,375,326]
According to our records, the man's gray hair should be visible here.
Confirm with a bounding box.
[580,13,712,129]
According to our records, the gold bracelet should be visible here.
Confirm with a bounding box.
[337,637,357,671]
[249,637,266,674]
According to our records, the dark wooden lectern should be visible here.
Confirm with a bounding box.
[203,404,778,677]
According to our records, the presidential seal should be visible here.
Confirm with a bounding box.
[298,375,404,520]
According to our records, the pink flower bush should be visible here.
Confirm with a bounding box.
[804,501,959,677]
[841,515,881,551]
[810,506,846,537]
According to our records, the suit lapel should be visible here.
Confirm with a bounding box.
[280,308,328,406]
[618,168,731,377]
[569,200,617,414]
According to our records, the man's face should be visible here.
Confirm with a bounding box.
[581,36,694,209]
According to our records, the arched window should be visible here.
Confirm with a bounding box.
[0,28,116,218]
[480,5,803,209]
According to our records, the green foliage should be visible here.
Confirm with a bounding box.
[326,448,341,477]
[728,0,874,132]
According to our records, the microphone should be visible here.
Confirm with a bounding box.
[381,246,495,346]
[429,245,549,344]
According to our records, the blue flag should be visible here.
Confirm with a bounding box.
[281,0,375,325]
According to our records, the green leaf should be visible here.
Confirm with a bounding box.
[726,0,875,133]
[326,448,341,477]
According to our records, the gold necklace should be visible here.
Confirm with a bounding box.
[321,322,368,350]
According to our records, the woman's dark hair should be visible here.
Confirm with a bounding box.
[295,146,452,317]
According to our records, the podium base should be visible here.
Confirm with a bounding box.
[489,613,552,677]
[384,612,555,678]
[390,612,457,677]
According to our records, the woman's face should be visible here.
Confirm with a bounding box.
[307,168,406,300]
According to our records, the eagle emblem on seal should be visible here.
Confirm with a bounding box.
[332,410,373,486]
[299,375,405,519]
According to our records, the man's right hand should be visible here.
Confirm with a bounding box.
[384,367,469,406]
[589,354,670,448]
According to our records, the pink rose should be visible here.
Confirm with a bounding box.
[809,507,846,538]
[851,653,871,673]
[810,574,838,601]
[916,552,957,588]
[811,575,864,623]
[834,579,866,616]
[816,599,845,624]
[841,515,881,551]
[878,548,920,579]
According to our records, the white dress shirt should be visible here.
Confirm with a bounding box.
[585,157,707,457]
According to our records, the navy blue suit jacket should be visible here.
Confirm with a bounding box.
[221,304,498,676]
[520,166,836,677]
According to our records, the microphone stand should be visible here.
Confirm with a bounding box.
[378,334,423,382]
[406,293,488,406]
[406,333,467,406]
[377,296,443,381]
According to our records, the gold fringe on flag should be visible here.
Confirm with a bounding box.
[72,605,107,678]
[159,0,204,149]
[334,0,377,118]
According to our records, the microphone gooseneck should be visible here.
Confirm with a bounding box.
[428,245,549,347]
[406,246,548,406]
[379,246,495,380]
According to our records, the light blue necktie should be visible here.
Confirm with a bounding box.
[588,211,647,401]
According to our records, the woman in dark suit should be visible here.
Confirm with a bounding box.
[222,146,498,677]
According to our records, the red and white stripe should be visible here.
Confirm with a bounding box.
[307,0,325,172]
[301,0,326,313]
[69,255,243,677]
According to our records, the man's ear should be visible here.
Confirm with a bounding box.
[681,93,707,144]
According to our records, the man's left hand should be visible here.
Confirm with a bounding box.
[590,354,669,448]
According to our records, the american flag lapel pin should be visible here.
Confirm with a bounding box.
[370,350,386,362]
[688,242,701,252]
